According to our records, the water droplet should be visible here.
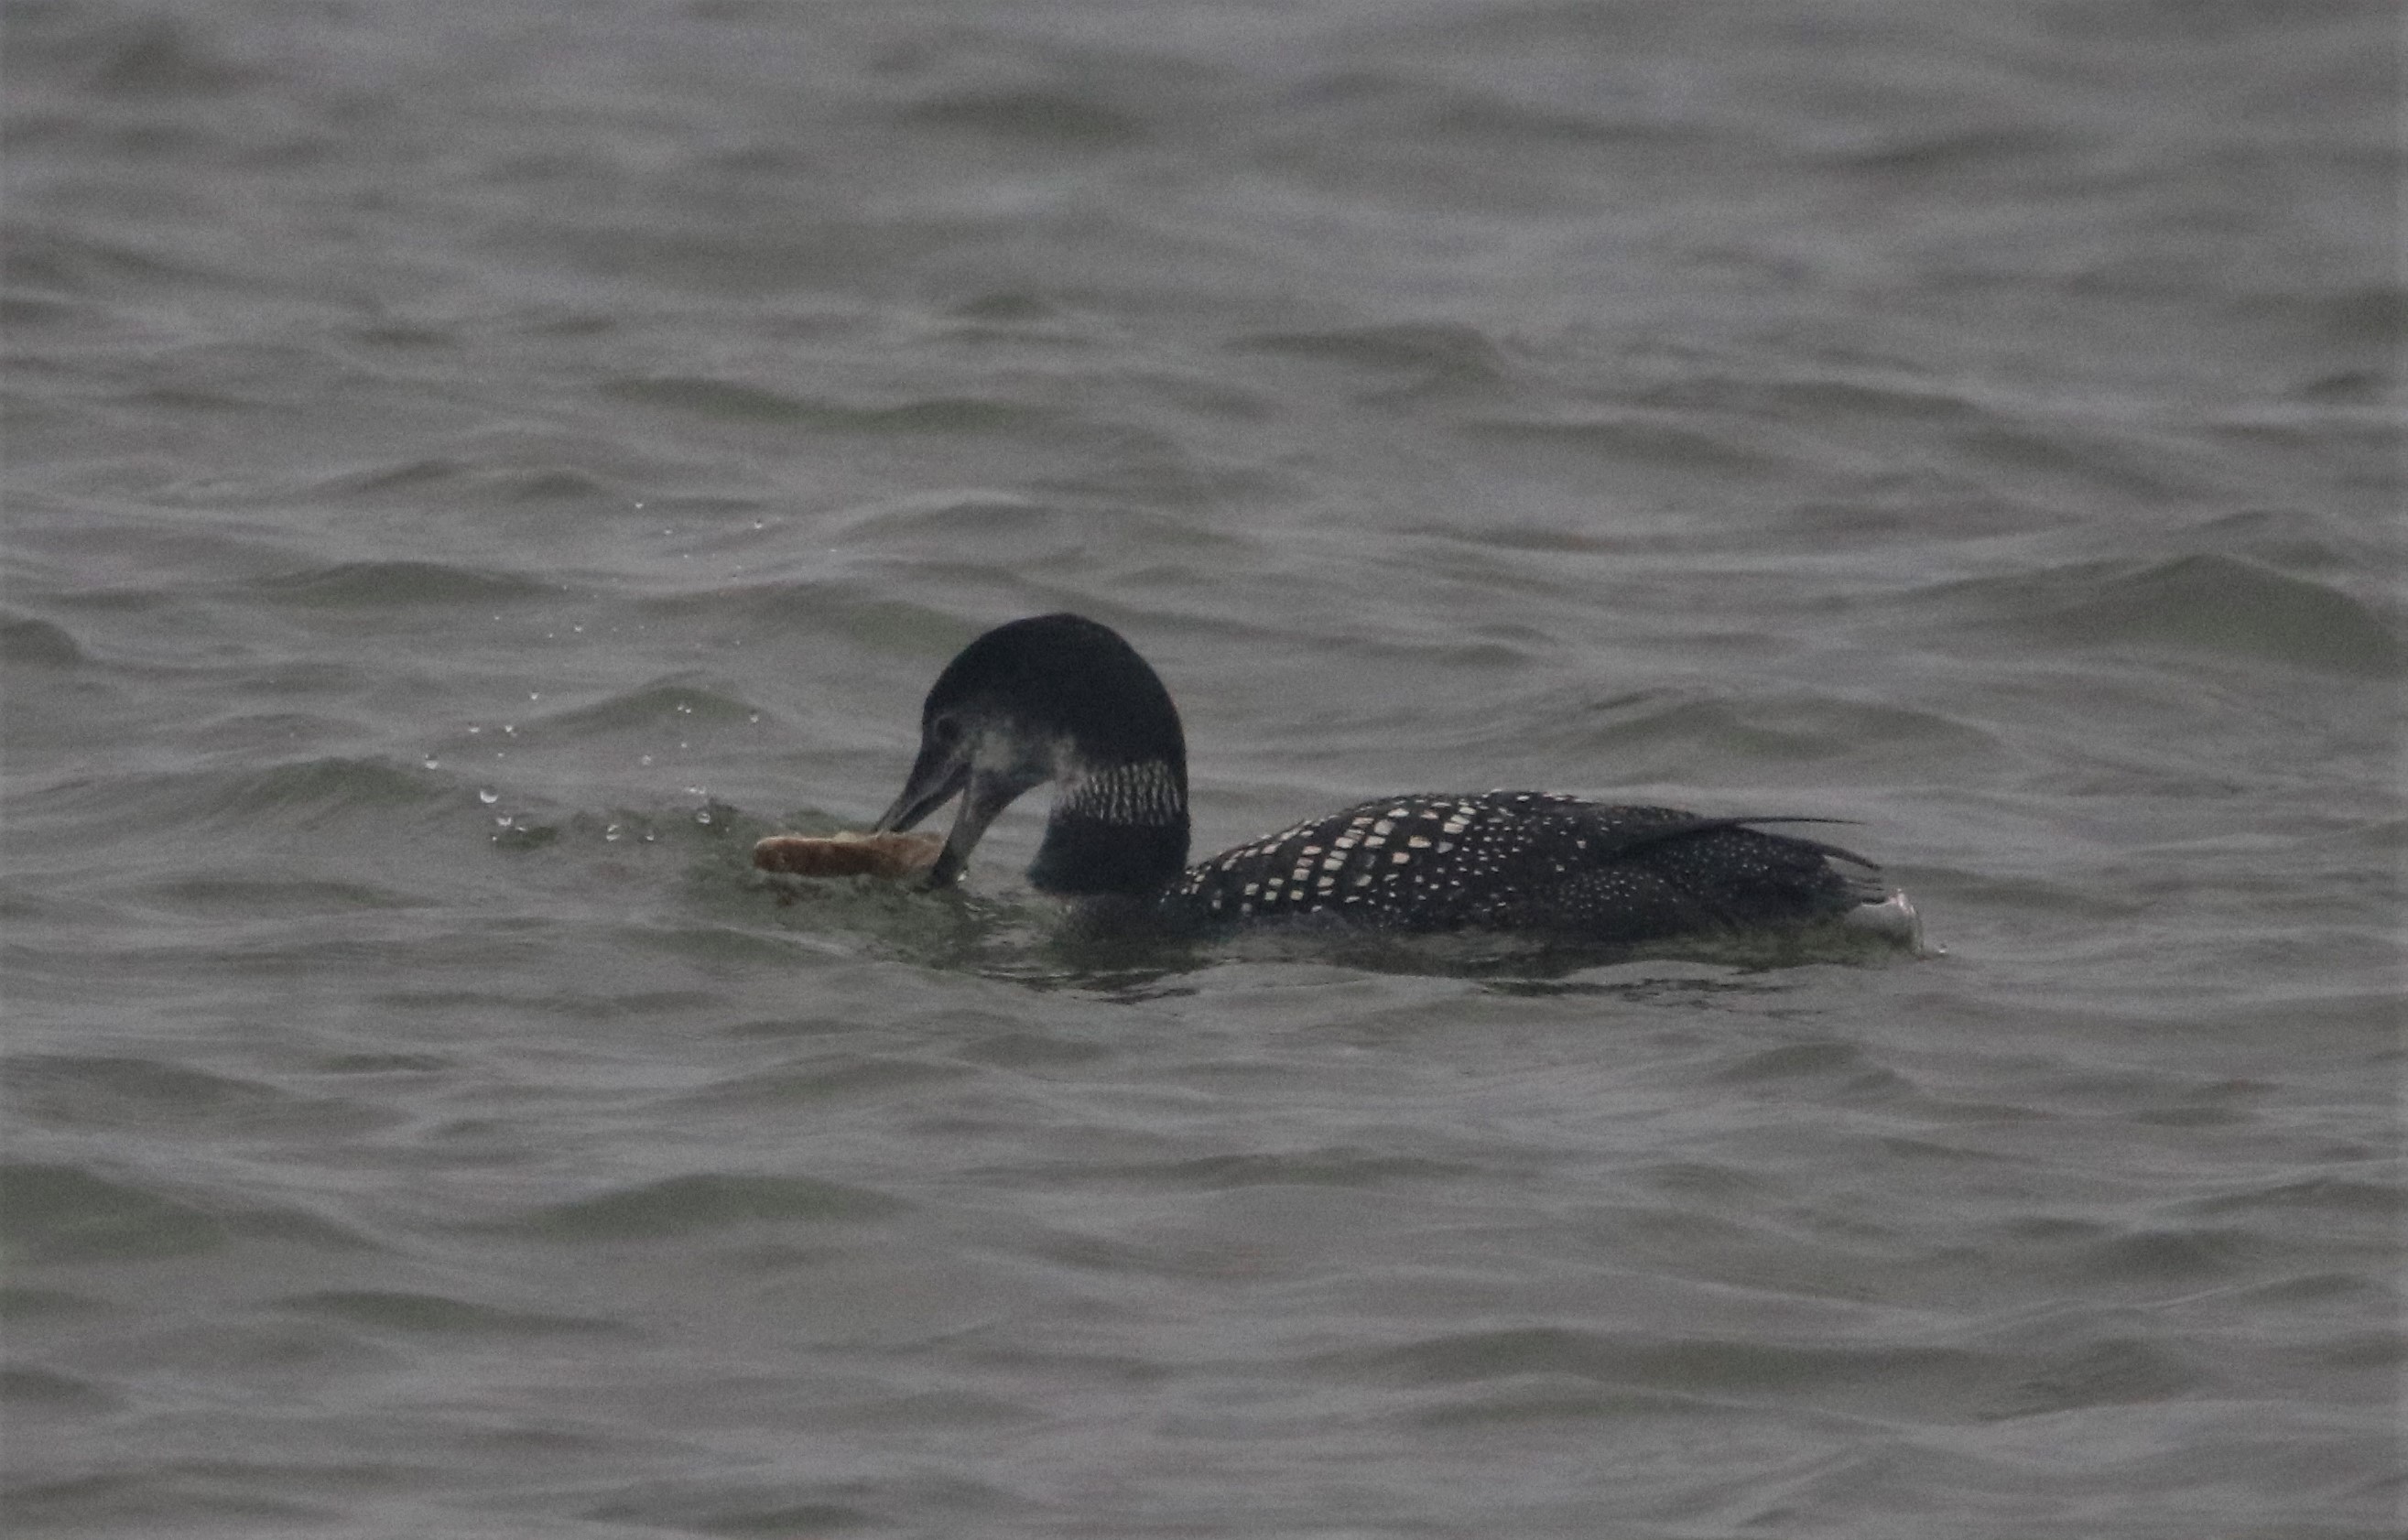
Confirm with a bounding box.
[604,824,623,842]
[423,756,439,770]
[467,725,481,736]
[502,724,515,735]
[494,814,515,829]
[676,702,691,715]
[528,691,540,701]
[695,808,713,826]
[639,754,653,766]
[747,712,760,724]
[478,787,499,805]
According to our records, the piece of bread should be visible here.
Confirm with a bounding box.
[752,830,943,880]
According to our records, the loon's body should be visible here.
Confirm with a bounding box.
[873,613,1897,945]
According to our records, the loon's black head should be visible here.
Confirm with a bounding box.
[873,613,1191,895]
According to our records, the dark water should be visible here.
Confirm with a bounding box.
[5,1,2400,1535]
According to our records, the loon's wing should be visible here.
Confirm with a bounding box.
[1579,812,1878,873]
[1552,805,1886,932]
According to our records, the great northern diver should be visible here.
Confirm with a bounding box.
[871,613,1902,944]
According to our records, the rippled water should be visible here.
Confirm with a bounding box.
[5,1,2400,1535]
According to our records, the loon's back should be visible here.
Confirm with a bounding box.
[1161,791,1881,941]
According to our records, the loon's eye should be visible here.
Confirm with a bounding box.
[924,715,968,756]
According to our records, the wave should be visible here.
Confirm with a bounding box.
[496,1173,908,1241]
[254,559,560,608]
[0,1160,374,1264]
[1915,551,2404,676]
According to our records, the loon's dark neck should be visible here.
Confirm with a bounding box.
[1028,757,1191,897]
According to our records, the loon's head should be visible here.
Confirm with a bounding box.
[873,614,1191,895]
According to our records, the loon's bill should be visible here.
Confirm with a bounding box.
[793,613,1920,948]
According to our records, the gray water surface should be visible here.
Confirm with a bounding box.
[5,2,2401,1536]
